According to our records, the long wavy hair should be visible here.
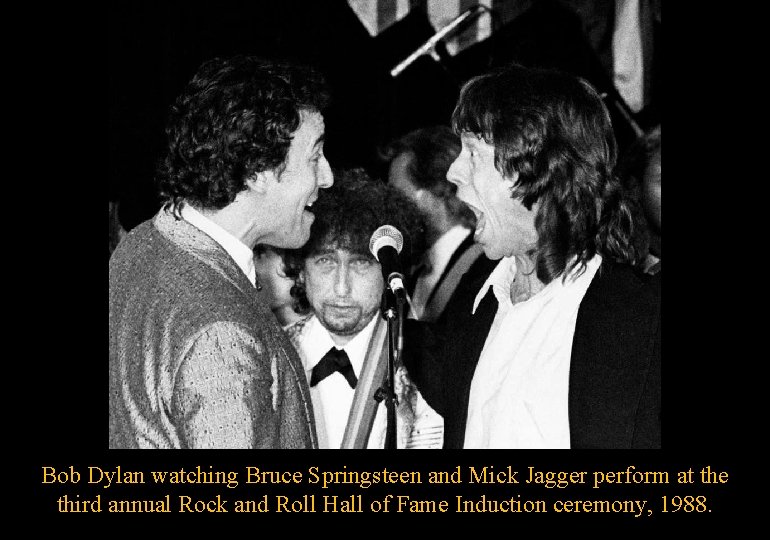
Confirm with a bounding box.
[452,64,645,283]
[158,55,329,211]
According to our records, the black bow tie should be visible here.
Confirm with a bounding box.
[310,347,357,389]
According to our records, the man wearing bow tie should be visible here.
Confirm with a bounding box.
[282,169,443,449]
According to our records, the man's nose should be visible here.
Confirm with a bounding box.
[446,157,468,187]
[318,157,334,188]
[334,265,351,296]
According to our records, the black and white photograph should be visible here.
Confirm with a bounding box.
[17,0,751,525]
[107,0,663,451]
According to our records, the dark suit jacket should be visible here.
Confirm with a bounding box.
[403,260,661,449]
[408,232,497,328]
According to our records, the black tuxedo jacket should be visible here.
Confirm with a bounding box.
[408,233,497,328]
[403,260,661,449]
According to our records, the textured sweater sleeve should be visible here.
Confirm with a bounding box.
[173,322,274,449]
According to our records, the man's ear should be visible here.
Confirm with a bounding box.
[414,188,436,201]
[245,170,276,194]
[414,188,438,209]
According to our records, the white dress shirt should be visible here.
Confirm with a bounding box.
[181,203,257,287]
[411,225,472,319]
[285,314,443,449]
[464,255,602,449]
[294,315,377,449]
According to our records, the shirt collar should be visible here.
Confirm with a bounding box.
[472,256,517,314]
[301,314,379,377]
[471,255,606,314]
[181,203,256,287]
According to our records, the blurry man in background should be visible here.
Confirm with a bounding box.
[253,244,305,327]
[382,125,495,326]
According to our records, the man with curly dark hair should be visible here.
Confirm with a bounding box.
[109,56,333,448]
[281,169,443,449]
[404,64,660,449]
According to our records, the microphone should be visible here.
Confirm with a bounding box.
[369,225,406,296]
[390,4,485,77]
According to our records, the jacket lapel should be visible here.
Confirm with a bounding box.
[155,208,260,305]
[568,262,661,448]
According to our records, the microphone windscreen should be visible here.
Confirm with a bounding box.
[369,225,404,260]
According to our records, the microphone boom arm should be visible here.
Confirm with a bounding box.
[390,6,484,77]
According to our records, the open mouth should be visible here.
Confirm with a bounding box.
[304,195,317,213]
[465,203,485,238]
[464,202,481,219]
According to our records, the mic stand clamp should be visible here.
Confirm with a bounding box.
[378,287,405,449]
[374,387,398,405]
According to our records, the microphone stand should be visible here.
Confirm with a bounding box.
[376,287,404,449]
[390,5,485,78]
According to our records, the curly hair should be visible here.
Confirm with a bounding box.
[158,55,329,211]
[451,64,645,283]
[283,168,427,314]
[380,125,475,228]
